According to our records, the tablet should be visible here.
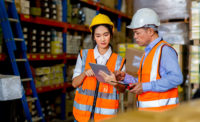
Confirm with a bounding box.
[89,63,110,82]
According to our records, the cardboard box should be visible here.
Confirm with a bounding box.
[21,7,30,15]
[189,72,199,84]
[100,0,116,9]
[171,44,183,72]
[35,67,51,75]
[125,48,144,77]
[20,0,30,8]
[30,7,41,16]
[126,0,134,16]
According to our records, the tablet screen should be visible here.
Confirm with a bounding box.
[89,63,110,82]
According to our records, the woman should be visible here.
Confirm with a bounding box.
[72,14,126,122]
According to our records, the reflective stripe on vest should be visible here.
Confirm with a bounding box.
[81,49,88,73]
[138,41,179,110]
[115,55,123,71]
[74,100,92,112]
[150,43,165,81]
[74,101,117,115]
[138,97,179,108]
[77,50,122,100]
[77,88,118,100]
[95,107,118,115]
[74,49,124,119]
[112,55,123,99]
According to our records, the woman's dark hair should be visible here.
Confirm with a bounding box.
[91,24,113,48]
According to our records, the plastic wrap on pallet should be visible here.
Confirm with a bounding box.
[0,75,22,101]
[158,22,189,44]
[134,0,189,21]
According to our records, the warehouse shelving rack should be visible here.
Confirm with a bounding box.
[79,0,132,19]
[0,0,45,121]
[0,54,6,61]
[0,0,132,120]
[26,82,72,95]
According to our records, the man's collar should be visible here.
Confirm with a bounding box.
[145,37,162,52]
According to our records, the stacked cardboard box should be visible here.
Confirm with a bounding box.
[125,0,134,17]
[117,43,145,58]
[172,45,185,101]
[191,1,200,40]
[125,48,144,78]
[15,0,30,15]
[51,30,63,54]
[189,46,200,84]
[100,0,116,9]
[66,34,81,54]
[112,31,126,52]
[171,44,183,71]
[35,64,64,87]
[189,45,200,96]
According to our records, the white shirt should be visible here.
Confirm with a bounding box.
[72,45,125,79]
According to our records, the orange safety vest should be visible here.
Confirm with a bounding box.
[73,49,125,122]
[137,40,179,112]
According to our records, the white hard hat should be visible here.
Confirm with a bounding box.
[127,8,160,29]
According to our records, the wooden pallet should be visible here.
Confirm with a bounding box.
[191,39,200,45]
[161,18,189,23]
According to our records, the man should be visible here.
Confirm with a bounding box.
[99,8,183,112]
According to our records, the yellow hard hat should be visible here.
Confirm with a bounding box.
[89,14,114,32]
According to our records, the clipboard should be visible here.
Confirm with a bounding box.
[110,81,134,90]
[89,63,110,82]
[89,63,133,89]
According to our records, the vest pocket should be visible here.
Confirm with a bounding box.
[82,77,97,91]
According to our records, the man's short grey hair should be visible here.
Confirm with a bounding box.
[143,24,158,31]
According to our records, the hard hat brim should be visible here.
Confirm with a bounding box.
[126,25,134,29]
[90,23,114,32]
[126,25,140,29]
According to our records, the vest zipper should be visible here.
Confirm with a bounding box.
[90,81,100,120]
[89,54,112,120]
